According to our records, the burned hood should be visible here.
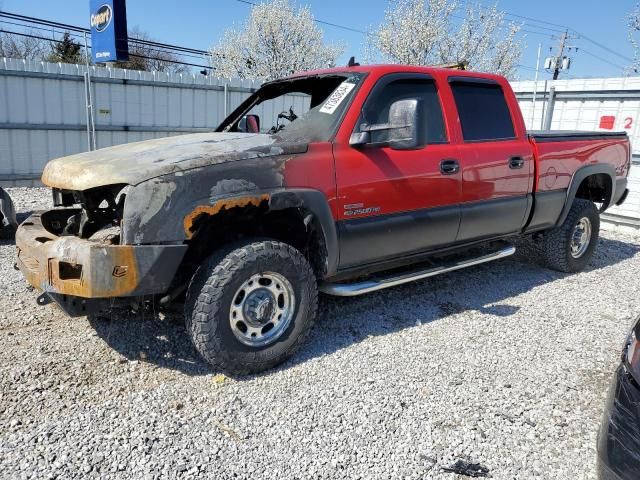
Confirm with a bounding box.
[41,132,308,191]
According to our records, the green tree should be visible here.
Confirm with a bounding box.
[47,32,83,64]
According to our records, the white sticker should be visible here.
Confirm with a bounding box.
[319,82,356,114]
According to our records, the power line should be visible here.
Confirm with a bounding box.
[502,12,568,33]
[453,1,631,66]
[579,47,626,71]
[231,0,367,34]
[0,11,210,56]
[569,29,634,63]
[0,19,210,61]
[0,29,212,69]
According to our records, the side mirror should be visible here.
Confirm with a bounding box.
[349,99,420,150]
[387,99,420,150]
[238,114,261,133]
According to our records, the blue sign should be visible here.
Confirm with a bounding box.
[90,0,129,63]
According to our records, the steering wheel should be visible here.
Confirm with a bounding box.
[269,106,298,134]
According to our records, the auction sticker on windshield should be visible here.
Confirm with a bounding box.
[320,82,356,114]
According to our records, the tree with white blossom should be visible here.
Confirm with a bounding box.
[628,3,640,74]
[210,0,343,81]
[368,0,523,78]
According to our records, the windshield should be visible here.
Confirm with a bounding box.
[218,73,365,143]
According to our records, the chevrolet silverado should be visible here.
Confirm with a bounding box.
[15,64,631,373]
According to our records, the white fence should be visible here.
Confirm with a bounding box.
[511,77,640,223]
[0,58,309,184]
[1,59,639,223]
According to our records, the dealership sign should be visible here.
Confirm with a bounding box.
[90,0,129,63]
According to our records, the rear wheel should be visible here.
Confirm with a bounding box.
[542,198,600,273]
[185,239,317,375]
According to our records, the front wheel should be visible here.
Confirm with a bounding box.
[185,239,318,375]
[542,198,600,273]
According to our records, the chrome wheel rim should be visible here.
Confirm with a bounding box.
[229,272,295,347]
[570,217,592,258]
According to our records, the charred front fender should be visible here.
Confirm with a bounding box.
[121,166,338,277]
[121,152,293,245]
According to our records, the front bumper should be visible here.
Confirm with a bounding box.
[16,211,187,301]
[597,366,640,480]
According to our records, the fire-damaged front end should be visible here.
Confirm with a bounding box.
[15,131,311,316]
[16,183,187,316]
[16,71,363,317]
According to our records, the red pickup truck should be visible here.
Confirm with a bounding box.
[16,64,631,373]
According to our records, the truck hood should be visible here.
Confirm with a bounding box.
[41,132,307,191]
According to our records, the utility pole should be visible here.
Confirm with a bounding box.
[552,30,568,80]
[544,29,577,80]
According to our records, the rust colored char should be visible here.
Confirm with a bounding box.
[183,194,271,239]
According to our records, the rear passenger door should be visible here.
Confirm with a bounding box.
[450,78,534,242]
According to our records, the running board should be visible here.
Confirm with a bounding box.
[320,242,516,297]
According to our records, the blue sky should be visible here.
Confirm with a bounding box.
[0,0,636,79]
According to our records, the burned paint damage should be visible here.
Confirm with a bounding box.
[16,131,326,303]
[121,146,302,244]
[41,132,306,191]
[15,212,186,299]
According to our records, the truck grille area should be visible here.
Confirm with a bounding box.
[49,184,126,244]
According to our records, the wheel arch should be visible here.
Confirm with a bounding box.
[183,188,338,280]
[556,164,616,227]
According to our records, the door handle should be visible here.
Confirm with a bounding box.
[509,157,525,169]
[440,159,460,175]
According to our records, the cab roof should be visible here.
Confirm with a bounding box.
[280,64,506,83]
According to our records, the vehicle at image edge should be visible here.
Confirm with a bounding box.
[598,315,640,480]
[14,64,631,374]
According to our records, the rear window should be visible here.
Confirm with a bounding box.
[451,82,515,142]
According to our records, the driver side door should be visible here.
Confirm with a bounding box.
[333,74,462,269]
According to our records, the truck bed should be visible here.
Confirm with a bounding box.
[528,130,630,195]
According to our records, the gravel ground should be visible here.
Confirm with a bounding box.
[1,186,640,480]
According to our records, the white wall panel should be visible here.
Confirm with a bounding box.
[512,78,640,221]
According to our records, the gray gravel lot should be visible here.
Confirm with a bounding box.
[1,186,640,479]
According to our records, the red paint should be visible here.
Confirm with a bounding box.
[599,116,616,130]
[530,137,630,191]
[280,65,630,221]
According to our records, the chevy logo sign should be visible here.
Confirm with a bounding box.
[90,0,129,63]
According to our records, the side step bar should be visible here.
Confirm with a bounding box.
[320,242,516,297]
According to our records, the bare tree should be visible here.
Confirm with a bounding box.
[119,27,189,74]
[0,30,49,61]
[210,0,343,81]
[368,0,523,78]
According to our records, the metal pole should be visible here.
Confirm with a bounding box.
[543,86,556,130]
[83,32,96,150]
[223,83,228,118]
[540,80,548,130]
[83,72,92,151]
[530,43,542,128]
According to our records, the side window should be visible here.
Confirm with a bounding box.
[450,82,515,142]
[360,78,447,146]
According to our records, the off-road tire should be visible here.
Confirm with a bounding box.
[185,239,318,375]
[542,198,600,273]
